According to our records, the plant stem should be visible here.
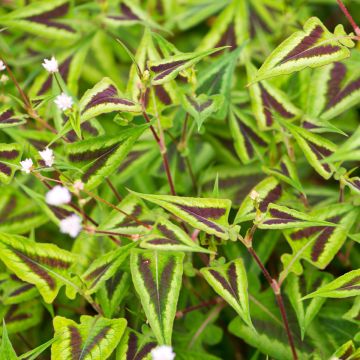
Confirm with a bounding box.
[106,178,122,202]
[337,0,360,36]
[176,297,224,319]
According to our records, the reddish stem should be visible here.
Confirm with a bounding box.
[337,0,360,36]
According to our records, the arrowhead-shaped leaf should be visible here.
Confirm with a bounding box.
[51,315,127,360]
[130,249,184,344]
[0,143,22,185]
[0,233,74,303]
[201,259,253,328]
[0,322,17,360]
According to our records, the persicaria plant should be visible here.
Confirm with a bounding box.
[0,0,360,359]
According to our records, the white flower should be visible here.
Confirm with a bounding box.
[54,92,73,111]
[0,60,6,71]
[42,56,58,73]
[45,185,71,206]
[39,147,55,167]
[59,214,82,238]
[249,190,260,201]
[151,346,176,360]
[73,180,84,192]
[20,158,33,174]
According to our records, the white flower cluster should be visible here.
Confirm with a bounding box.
[20,148,55,174]
[54,92,73,111]
[151,346,176,360]
[42,56,58,73]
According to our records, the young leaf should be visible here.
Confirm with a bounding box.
[0,274,38,305]
[141,217,212,253]
[51,315,127,360]
[130,249,184,344]
[130,191,238,240]
[0,321,17,360]
[0,143,22,185]
[252,17,353,82]
[0,232,74,303]
[80,78,141,122]
[67,125,147,190]
[0,108,26,129]
[303,269,360,299]
[201,258,253,328]
[258,203,335,229]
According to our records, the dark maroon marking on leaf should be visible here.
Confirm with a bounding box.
[227,263,239,301]
[159,258,175,311]
[116,204,142,227]
[249,6,271,38]
[84,263,113,289]
[26,3,75,33]
[150,60,187,81]
[280,162,290,177]
[158,224,178,240]
[4,212,38,224]
[283,45,341,63]
[311,216,340,262]
[0,150,19,160]
[307,141,333,173]
[0,162,12,176]
[82,85,135,114]
[66,121,99,142]
[214,23,236,51]
[28,139,49,150]
[350,179,360,190]
[5,305,31,323]
[259,84,294,126]
[134,342,157,360]
[108,3,140,21]
[69,326,82,359]
[154,85,172,105]
[291,226,323,240]
[118,150,147,173]
[50,206,72,220]
[177,205,226,233]
[208,269,239,300]
[147,238,179,245]
[280,25,324,63]
[69,143,119,162]
[263,207,299,225]
[127,332,138,360]
[342,345,355,359]
[259,184,282,212]
[9,283,34,297]
[0,109,20,124]
[186,95,213,112]
[302,121,320,130]
[0,196,17,222]
[82,326,111,356]
[39,56,72,95]
[338,276,360,291]
[105,269,122,299]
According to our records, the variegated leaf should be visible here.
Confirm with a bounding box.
[148,47,226,85]
[258,203,335,229]
[0,108,26,129]
[80,78,141,122]
[247,63,300,129]
[201,259,252,328]
[67,125,147,190]
[253,17,353,82]
[234,177,283,223]
[344,177,360,194]
[51,315,127,360]
[0,143,22,185]
[283,204,357,269]
[303,269,360,299]
[0,274,37,305]
[131,191,238,240]
[0,0,77,40]
[81,242,136,295]
[0,233,74,303]
[330,341,360,360]
[130,249,184,344]
[141,217,212,253]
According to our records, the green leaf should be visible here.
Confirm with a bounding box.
[303,269,360,299]
[130,249,184,344]
[0,232,75,303]
[67,125,147,190]
[18,338,55,360]
[201,258,253,328]
[0,108,26,129]
[81,242,136,295]
[252,17,353,83]
[0,274,38,305]
[141,217,213,253]
[0,143,22,184]
[330,340,360,360]
[51,315,127,360]
[130,191,238,240]
[80,78,141,122]
[0,321,18,360]
[148,47,226,85]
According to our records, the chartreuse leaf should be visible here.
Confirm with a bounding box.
[130,249,184,344]
[0,274,38,305]
[229,108,269,164]
[344,177,360,194]
[252,17,353,83]
[80,78,141,122]
[0,143,22,184]
[0,0,77,40]
[201,259,253,328]
[141,217,212,253]
[285,272,331,340]
[148,47,226,85]
[258,203,335,229]
[18,338,55,360]
[130,191,239,240]
[0,321,17,360]
[0,233,75,303]
[330,341,360,360]
[234,177,282,223]
[284,121,337,179]
[247,63,300,129]
[0,108,25,129]
[67,125,147,190]
[81,242,136,295]
[51,315,127,360]
[303,269,360,299]
[283,204,357,270]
